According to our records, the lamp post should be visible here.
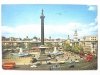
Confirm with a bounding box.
[91,42,95,54]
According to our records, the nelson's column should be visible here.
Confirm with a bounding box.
[39,9,46,54]
[40,9,45,45]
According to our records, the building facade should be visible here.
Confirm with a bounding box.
[80,36,98,54]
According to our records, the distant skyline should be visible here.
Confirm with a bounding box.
[2,4,97,39]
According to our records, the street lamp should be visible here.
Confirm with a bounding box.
[91,42,95,54]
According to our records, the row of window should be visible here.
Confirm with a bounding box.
[90,37,97,41]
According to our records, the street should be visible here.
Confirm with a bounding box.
[10,58,97,70]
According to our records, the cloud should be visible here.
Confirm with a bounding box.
[2,24,41,38]
[2,20,97,39]
[88,5,97,11]
[2,23,80,38]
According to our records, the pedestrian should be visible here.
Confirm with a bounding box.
[50,66,52,70]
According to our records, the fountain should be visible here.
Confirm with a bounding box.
[48,47,63,56]
[11,48,29,57]
[18,48,23,54]
[53,47,58,54]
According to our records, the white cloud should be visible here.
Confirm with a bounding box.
[2,21,97,39]
[2,24,41,38]
[88,5,97,11]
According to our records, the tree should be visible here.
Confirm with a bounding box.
[62,41,84,54]
[27,43,33,49]
[72,45,80,54]
[72,44,83,54]
[62,42,72,51]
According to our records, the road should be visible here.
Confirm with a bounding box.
[9,58,97,70]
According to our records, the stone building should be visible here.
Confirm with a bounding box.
[80,36,98,54]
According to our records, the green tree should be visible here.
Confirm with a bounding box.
[72,45,83,54]
[28,43,33,49]
[62,42,72,51]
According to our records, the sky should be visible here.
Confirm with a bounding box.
[1,4,97,39]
